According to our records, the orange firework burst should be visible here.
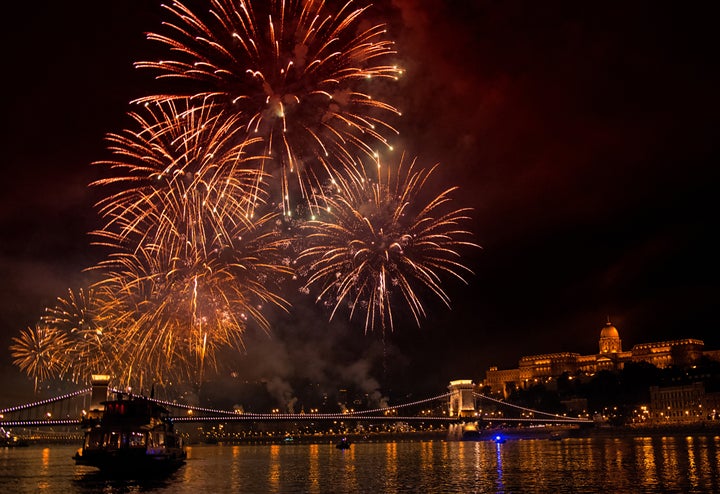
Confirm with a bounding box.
[41,288,111,385]
[85,99,294,389]
[297,154,479,332]
[135,0,402,213]
[10,324,70,393]
[92,100,268,251]
[90,208,292,389]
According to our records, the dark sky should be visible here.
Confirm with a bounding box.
[1,1,718,407]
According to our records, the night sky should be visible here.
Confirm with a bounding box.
[1,1,718,408]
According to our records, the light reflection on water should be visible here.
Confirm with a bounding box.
[1,436,719,493]
[307,443,320,494]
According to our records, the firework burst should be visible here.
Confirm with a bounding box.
[10,324,70,392]
[85,99,294,389]
[296,154,479,332]
[136,0,402,213]
[90,206,292,389]
[41,288,111,385]
[91,100,268,251]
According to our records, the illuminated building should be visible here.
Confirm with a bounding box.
[483,321,714,398]
[649,383,720,423]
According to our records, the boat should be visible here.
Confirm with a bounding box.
[493,434,507,444]
[1,428,29,447]
[336,437,351,450]
[459,422,483,441]
[549,431,563,441]
[73,392,186,474]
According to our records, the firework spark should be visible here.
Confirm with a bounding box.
[135,0,402,213]
[296,154,479,332]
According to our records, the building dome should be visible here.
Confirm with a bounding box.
[599,320,622,354]
[600,322,619,339]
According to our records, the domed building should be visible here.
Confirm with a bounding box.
[483,320,709,398]
[599,321,622,354]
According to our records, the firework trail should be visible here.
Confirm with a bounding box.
[135,0,402,213]
[296,154,479,332]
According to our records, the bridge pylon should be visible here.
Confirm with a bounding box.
[448,380,476,419]
[87,374,111,421]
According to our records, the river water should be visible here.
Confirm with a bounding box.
[2,435,720,493]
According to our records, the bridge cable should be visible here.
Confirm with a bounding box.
[474,392,588,422]
[0,388,91,415]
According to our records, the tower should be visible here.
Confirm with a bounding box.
[86,374,111,420]
[448,380,476,418]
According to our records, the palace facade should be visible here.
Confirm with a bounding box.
[483,321,717,398]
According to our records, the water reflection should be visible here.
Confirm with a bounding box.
[341,443,359,492]
[268,444,280,490]
[662,437,680,486]
[307,443,320,494]
[687,436,699,487]
[73,467,178,493]
[229,445,242,488]
[637,437,659,488]
[6,436,720,493]
[37,447,51,489]
[494,441,504,493]
[420,441,434,486]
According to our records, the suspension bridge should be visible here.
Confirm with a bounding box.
[0,377,591,435]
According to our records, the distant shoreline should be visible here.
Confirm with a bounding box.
[9,423,720,447]
[195,423,720,445]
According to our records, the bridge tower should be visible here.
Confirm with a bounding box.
[87,374,111,420]
[448,380,476,418]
